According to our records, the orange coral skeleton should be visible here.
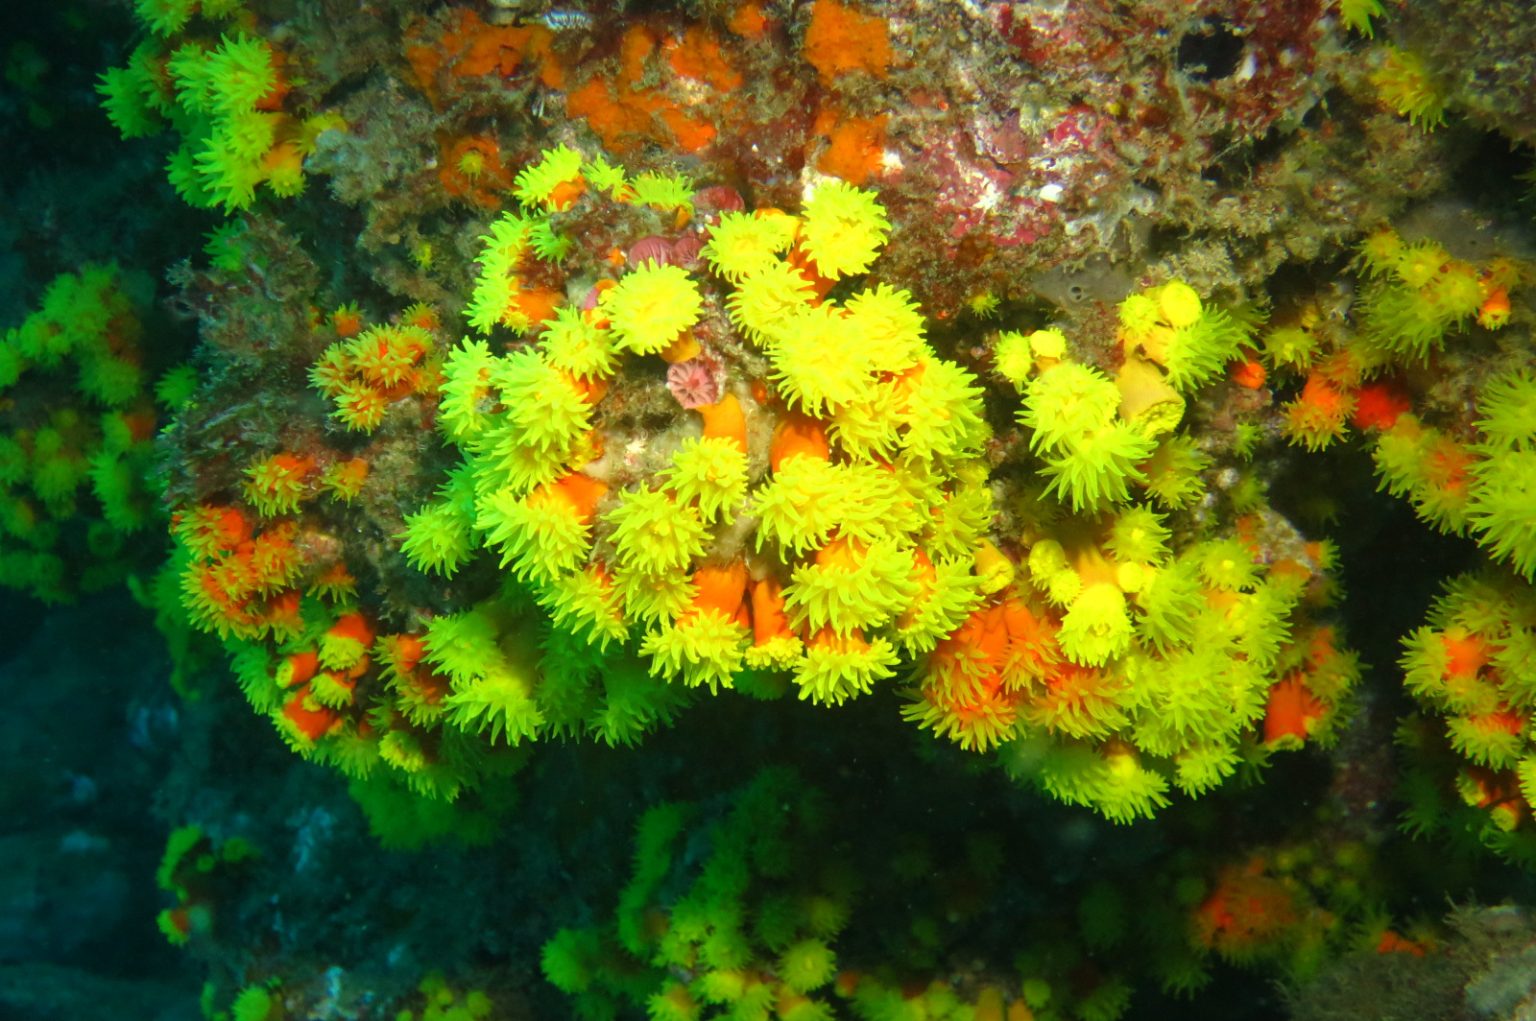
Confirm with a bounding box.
[749,577,796,648]
[535,472,609,526]
[769,412,830,470]
[281,650,319,689]
[283,686,342,742]
[328,611,377,651]
[1263,674,1327,745]
[698,392,748,451]
[683,561,751,629]
[1350,379,1411,431]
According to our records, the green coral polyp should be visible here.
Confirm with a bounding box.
[1197,538,1262,592]
[426,608,545,746]
[660,436,749,523]
[476,484,595,585]
[1057,583,1135,667]
[1475,371,1536,450]
[605,487,709,579]
[1106,506,1172,565]
[639,611,748,693]
[489,349,593,451]
[102,23,319,213]
[1021,361,1123,451]
[1468,452,1536,580]
[399,499,476,578]
[0,265,166,602]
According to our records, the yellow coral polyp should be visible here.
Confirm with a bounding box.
[627,170,694,214]
[1421,263,1485,322]
[660,436,749,522]
[783,537,918,636]
[1090,744,1173,824]
[842,283,926,368]
[490,349,593,452]
[726,260,816,345]
[351,324,432,389]
[97,64,166,139]
[1156,281,1203,328]
[893,554,984,655]
[605,487,709,578]
[513,144,587,209]
[615,564,696,625]
[1394,238,1448,289]
[466,215,534,334]
[432,619,546,747]
[885,356,989,461]
[993,331,1034,388]
[798,180,890,279]
[702,209,799,282]
[640,611,748,693]
[540,307,618,380]
[1021,361,1121,453]
[1116,293,1162,343]
[243,453,312,517]
[769,304,880,414]
[1038,422,1154,514]
[438,339,500,443]
[1057,583,1134,666]
[1371,46,1447,130]
[1341,0,1384,36]
[477,475,604,585]
[538,565,629,649]
[1115,282,1252,392]
[793,630,901,705]
[599,263,704,355]
[477,213,533,270]
[750,457,909,556]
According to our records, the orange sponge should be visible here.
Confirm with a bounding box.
[804,0,892,83]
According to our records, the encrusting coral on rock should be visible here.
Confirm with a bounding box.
[7,0,1536,1017]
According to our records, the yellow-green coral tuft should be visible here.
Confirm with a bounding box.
[798,181,889,279]
[599,263,704,355]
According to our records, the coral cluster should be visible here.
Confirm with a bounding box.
[1376,369,1536,581]
[153,824,258,948]
[434,155,989,713]
[1398,573,1536,850]
[97,5,342,210]
[0,264,175,602]
[542,770,855,1021]
[898,282,1359,822]
[16,0,1536,1018]
[154,142,1355,827]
